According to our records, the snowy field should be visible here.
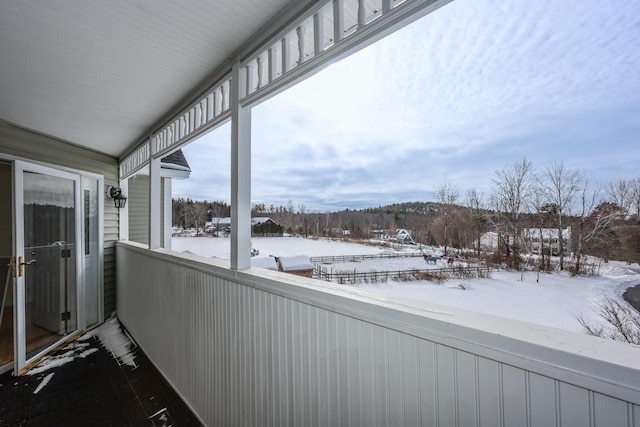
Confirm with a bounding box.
[173,235,405,258]
[172,236,640,334]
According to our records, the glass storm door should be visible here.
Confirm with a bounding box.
[14,161,81,374]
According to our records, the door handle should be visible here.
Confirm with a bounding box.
[18,256,37,277]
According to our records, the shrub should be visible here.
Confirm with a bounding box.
[575,297,640,345]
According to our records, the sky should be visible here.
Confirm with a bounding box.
[173,0,640,212]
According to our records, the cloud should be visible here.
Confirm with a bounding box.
[172,0,640,212]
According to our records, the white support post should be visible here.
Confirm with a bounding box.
[119,178,129,241]
[245,64,253,97]
[314,12,324,54]
[358,0,367,28]
[207,93,213,121]
[256,56,263,89]
[213,90,219,118]
[296,25,306,65]
[268,47,276,82]
[333,0,344,43]
[221,84,227,111]
[281,37,290,74]
[382,0,392,14]
[163,177,172,250]
[230,62,252,270]
[149,155,161,249]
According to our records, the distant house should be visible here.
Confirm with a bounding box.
[205,217,232,235]
[251,217,277,226]
[478,231,500,252]
[522,227,571,256]
[204,217,282,236]
[276,255,314,277]
[327,228,351,236]
[395,229,415,245]
[252,217,282,236]
[478,227,572,256]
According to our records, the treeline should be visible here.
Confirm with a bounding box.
[172,159,640,269]
[172,198,230,230]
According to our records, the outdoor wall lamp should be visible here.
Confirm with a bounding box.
[106,185,127,209]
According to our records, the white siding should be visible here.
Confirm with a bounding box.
[117,242,640,427]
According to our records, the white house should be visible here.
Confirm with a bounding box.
[395,228,415,244]
[522,227,572,255]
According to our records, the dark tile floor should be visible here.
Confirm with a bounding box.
[0,327,202,426]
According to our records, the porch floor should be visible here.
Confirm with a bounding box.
[0,321,202,426]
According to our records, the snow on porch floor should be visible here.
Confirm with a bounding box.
[0,318,202,426]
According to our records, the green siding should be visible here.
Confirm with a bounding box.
[126,175,166,246]
[0,120,119,317]
[128,174,149,245]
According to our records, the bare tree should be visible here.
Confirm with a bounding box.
[527,184,551,269]
[540,161,581,270]
[607,179,632,216]
[325,211,330,237]
[573,175,605,273]
[576,298,640,345]
[628,177,640,222]
[436,182,460,256]
[590,202,625,261]
[286,200,295,233]
[489,158,535,267]
[466,188,485,258]
[297,203,308,235]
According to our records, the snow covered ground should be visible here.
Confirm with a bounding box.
[172,236,640,334]
[173,235,402,258]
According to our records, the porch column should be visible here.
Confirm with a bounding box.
[230,62,252,270]
[119,179,129,241]
[163,178,172,250]
[149,155,161,249]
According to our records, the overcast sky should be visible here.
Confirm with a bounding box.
[173,0,640,212]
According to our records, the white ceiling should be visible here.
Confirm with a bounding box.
[0,0,303,159]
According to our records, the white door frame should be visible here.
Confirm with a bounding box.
[13,160,84,374]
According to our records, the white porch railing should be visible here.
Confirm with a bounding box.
[116,241,640,427]
[119,0,454,181]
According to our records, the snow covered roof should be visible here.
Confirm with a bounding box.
[161,149,191,171]
[277,255,313,272]
[251,217,277,225]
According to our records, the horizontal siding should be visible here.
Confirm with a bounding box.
[0,120,118,182]
[127,174,149,245]
[117,242,640,427]
[103,244,116,316]
[0,121,119,320]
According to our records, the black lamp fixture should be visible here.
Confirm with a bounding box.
[106,185,127,209]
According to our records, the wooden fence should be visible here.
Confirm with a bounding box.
[313,265,493,284]
[310,252,424,263]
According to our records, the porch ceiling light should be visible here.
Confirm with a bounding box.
[106,185,127,209]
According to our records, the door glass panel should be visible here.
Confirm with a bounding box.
[23,171,77,358]
[82,177,100,328]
